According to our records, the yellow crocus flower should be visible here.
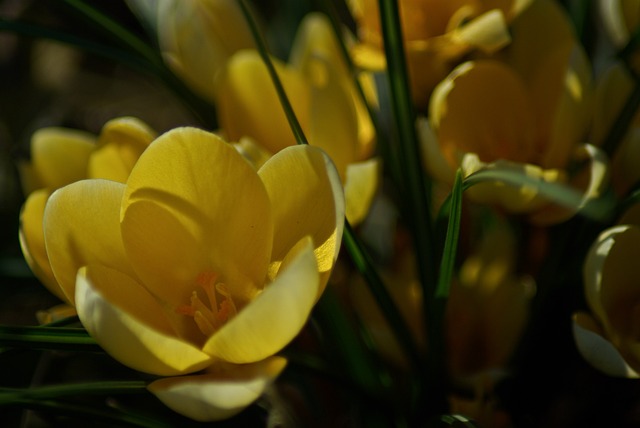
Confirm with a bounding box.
[42,127,345,420]
[127,0,255,103]
[19,117,156,303]
[421,0,605,224]
[216,13,379,225]
[347,0,530,106]
[592,62,640,196]
[573,203,640,378]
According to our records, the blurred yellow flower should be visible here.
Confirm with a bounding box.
[42,127,345,420]
[592,62,640,196]
[599,0,640,71]
[421,0,604,224]
[19,117,156,303]
[216,13,379,225]
[127,0,255,103]
[573,203,640,378]
[347,0,530,106]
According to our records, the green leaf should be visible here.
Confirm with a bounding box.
[0,326,100,352]
[238,0,308,145]
[463,166,615,222]
[436,169,463,299]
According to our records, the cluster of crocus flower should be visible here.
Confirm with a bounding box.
[34,126,344,421]
[12,0,640,424]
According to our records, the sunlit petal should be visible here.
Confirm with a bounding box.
[31,127,95,190]
[148,356,287,421]
[203,239,319,363]
[76,265,212,376]
[44,180,132,303]
[258,145,344,289]
[344,158,380,225]
[122,128,273,306]
[19,189,65,301]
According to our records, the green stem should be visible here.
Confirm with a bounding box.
[377,0,443,417]
[61,0,162,68]
[238,0,308,145]
[342,223,423,372]
[0,326,100,352]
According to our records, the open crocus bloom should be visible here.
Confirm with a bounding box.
[421,0,604,224]
[573,203,640,378]
[19,117,156,303]
[592,62,640,196]
[126,0,255,103]
[347,0,531,106]
[216,13,379,225]
[43,127,345,420]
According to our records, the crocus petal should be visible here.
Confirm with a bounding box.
[157,0,255,102]
[88,117,156,182]
[344,158,380,225]
[203,238,319,364]
[148,356,287,422]
[258,145,344,290]
[452,9,511,53]
[122,128,273,307]
[587,225,640,340]
[217,50,311,153]
[44,179,132,303]
[573,312,640,378]
[76,265,212,376]
[430,60,536,167]
[19,189,65,301]
[31,127,95,190]
[529,144,609,225]
[417,116,456,184]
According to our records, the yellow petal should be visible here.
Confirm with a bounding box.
[157,0,255,102]
[88,117,156,182]
[44,179,132,303]
[573,312,640,378]
[122,128,273,307]
[430,61,536,167]
[462,153,565,213]
[30,127,95,190]
[19,189,66,302]
[590,225,640,342]
[258,145,344,290]
[148,356,287,422]
[344,158,380,225]
[530,144,609,225]
[203,239,319,363]
[217,50,311,153]
[76,265,212,376]
[418,117,456,184]
[452,9,511,53]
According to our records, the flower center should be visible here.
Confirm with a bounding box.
[176,271,237,337]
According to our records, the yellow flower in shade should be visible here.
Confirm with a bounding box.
[42,127,345,420]
[573,203,640,378]
[592,62,640,196]
[19,117,156,303]
[347,0,530,106]
[599,0,640,71]
[421,0,605,224]
[216,13,379,225]
[127,0,255,103]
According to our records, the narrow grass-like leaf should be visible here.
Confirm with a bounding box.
[0,381,147,403]
[238,0,308,145]
[342,223,423,373]
[436,169,463,299]
[463,168,615,221]
[377,0,437,340]
[0,326,100,352]
[61,0,161,68]
[5,398,170,428]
